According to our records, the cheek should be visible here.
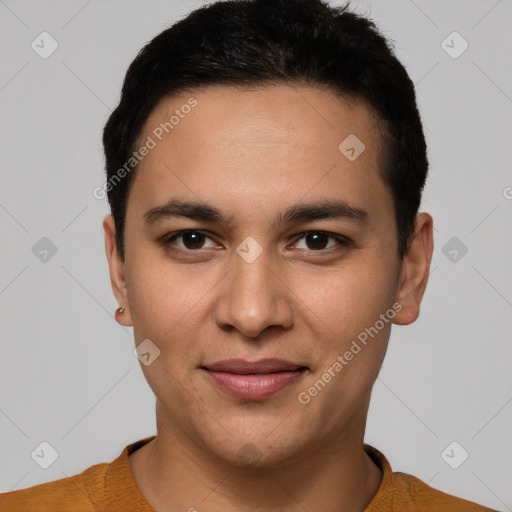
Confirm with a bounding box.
[126,260,209,403]
[293,266,395,426]
[126,250,216,337]
[291,259,397,344]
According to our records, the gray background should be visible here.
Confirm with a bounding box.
[0,0,511,510]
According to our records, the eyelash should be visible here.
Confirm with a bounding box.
[163,230,351,254]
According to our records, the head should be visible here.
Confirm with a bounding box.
[103,0,433,466]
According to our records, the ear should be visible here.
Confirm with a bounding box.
[393,213,434,325]
[103,214,133,326]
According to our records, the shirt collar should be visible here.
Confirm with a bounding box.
[95,437,394,512]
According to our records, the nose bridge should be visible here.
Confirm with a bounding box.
[234,242,275,301]
[214,238,293,337]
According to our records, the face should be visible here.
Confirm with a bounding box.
[104,84,432,466]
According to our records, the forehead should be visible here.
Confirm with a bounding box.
[127,84,391,225]
[142,84,381,150]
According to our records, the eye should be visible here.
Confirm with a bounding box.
[163,230,350,254]
[292,231,350,252]
[165,230,218,251]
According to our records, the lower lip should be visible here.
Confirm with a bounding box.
[203,369,306,400]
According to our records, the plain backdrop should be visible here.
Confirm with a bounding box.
[0,0,511,510]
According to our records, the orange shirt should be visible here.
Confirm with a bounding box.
[0,435,497,511]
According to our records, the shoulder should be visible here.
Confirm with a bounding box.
[392,471,498,511]
[0,436,155,512]
[0,461,109,512]
[364,445,498,512]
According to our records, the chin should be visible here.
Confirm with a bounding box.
[196,415,317,469]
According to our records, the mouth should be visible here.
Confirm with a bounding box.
[200,358,308,400]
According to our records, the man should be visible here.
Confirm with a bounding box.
[0,0,497,510]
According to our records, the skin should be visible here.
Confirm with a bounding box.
[103,84,433,512]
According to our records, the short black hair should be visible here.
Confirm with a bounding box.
[103,0,428,261]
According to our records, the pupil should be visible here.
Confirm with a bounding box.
[307,233,327,250]
[184,231,204,249]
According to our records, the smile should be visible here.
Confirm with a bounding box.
[201,358,308,400]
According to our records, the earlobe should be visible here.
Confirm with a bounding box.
[393,213,434,326]
[103,215,133,327]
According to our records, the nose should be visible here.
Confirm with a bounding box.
[213,247,294,339]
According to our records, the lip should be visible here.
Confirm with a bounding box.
[201,358,308,400]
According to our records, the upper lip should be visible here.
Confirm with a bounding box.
[202,358,307,374]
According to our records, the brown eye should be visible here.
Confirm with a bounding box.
[294,231,350,251]
[166,230,216,250]
[304,232,329,250]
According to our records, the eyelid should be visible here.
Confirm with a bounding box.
[292,231,351,251]
[164,230,220,250]
[163,229,351,253]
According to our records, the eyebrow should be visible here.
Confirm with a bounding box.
[143,198,368,228]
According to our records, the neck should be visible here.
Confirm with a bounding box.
[129,414,382,512]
